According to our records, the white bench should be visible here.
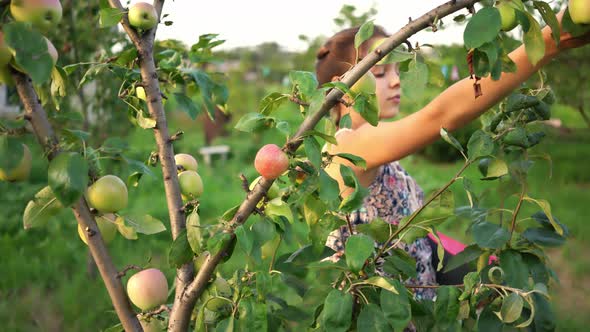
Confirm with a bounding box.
[199,145,231,166]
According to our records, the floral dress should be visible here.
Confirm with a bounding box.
[325,161,437,300]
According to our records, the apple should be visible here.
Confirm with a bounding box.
[175,153,198,172]
[0,32,12,66]
[127,268,169,311]
[178,170,203,199]
[135,86,146,101]
[254,144,289,180]
[496,1,518,32]
[86,175,128,213]
[0,143,32,181]
[10,0,63,32]
[249,176,279,199]
[569,0,590,24]
[77,215,118,245]
[350,71,376,97]
[128,2,158,30]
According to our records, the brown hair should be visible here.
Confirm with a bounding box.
[315,25,389,86]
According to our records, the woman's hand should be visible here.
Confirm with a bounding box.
[545,9,590,53]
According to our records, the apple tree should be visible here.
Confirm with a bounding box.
[1,0,590,331]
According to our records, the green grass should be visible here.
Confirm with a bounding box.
[1,105,590,331]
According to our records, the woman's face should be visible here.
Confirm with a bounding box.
[370,62,401,120]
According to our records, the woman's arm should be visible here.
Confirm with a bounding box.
[331,20,589,172]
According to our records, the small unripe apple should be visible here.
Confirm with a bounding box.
[175,153,198,172]
[249,176,279,199]
[0,143,32,181]
[86,175,128,213]
[496,1,518,32]
[0,32,12,66]
[10,0,63,32]
[254,144,289,180]
[128,2,158,30]
[569,0,590,24]
[77,215,118,245]
[178,170,203,199]
[350,71,376,97]
[127,268,169,311]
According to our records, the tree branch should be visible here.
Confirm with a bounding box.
[171,1,482,329]
[10,71,142,331]
[107,0,197,330]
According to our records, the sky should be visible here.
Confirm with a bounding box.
[144,0,473,52]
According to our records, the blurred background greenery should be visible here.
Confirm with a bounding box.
[1,2,590,331]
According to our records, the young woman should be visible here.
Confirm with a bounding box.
[317,15,590,299]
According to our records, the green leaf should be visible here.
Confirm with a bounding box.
[289,71,318,100]
[356,217,391,243]
[380,47,414,64]
[238,299,268,331]
[345,234,374,273]
[440,128,465,154]
[464,7,502,49]
[353,94,379,126]
[4,22,54,83]
[357,303,390,332]
[338,165,369,212]
[381,279,411,330]
[113,215,137,240]
[51,66,68,99]
[533,1,560,46]
[361,276,399,294]
[168,229,193,268]
[472,221,510,249]
[477,307,503,332]
[532,293,555,331]
[304,136,322,169]
[318,169,340,205]
[99,7,123,28]
[123,214,166,234]
[400,59,428,101]
[478,41,499,71]
[523,12,546,66]
[302,130,337,145]
[531,211,569,236]
[500,293,524,323]
[523,197,563,235]
[266,198,294,224]
[260,92,288,116]
[443,245,483,273]
[506,93,539,112]
[186,210,202,254]
[467,130,495,160]
[382,250,417,279]
[562,7,590,37]
[136,110,156,129]
[0,135,24,171]
[174,93,201,119]
[434,286,461,329]
[481,159,508,180]
[48,153,88,207]
[333,153,366,169]
[23,186,63,229]
[235,225,254,255]
[500,250,528,289]
[320,290,353,332]
[234,112,274,133]
[339,113,352,129]
[355,20,375,49]
[522,227,566,247]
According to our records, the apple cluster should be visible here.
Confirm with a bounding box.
[0,0,61,86]
[175,153,204,200]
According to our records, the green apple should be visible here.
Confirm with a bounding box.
[0,32,12,66]
[0,143,32,181]
[128,2,158,30]
[254,144,289,180]
[10,0,63,32]
[77,214,118,245]
[178,170,203,199]
[127,268,169,311]
[569,0,590,24]
[175,153,198,172]
[249,176,279,199]
[496,1,518,32]
[86,175,128,213]
[350,71,376,96]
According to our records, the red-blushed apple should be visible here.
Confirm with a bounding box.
[569,0,590,24]
[350,71,376,97]
[175,153,198,172]
[86,175,128,213]
[254,144,289,180]
[178,170,203,199]
[127,268,169,311]
[496,1,518,32]
[77,214,118,245]
[0,143,32,181]
[10,0,63,32]
[128,2,158,30]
